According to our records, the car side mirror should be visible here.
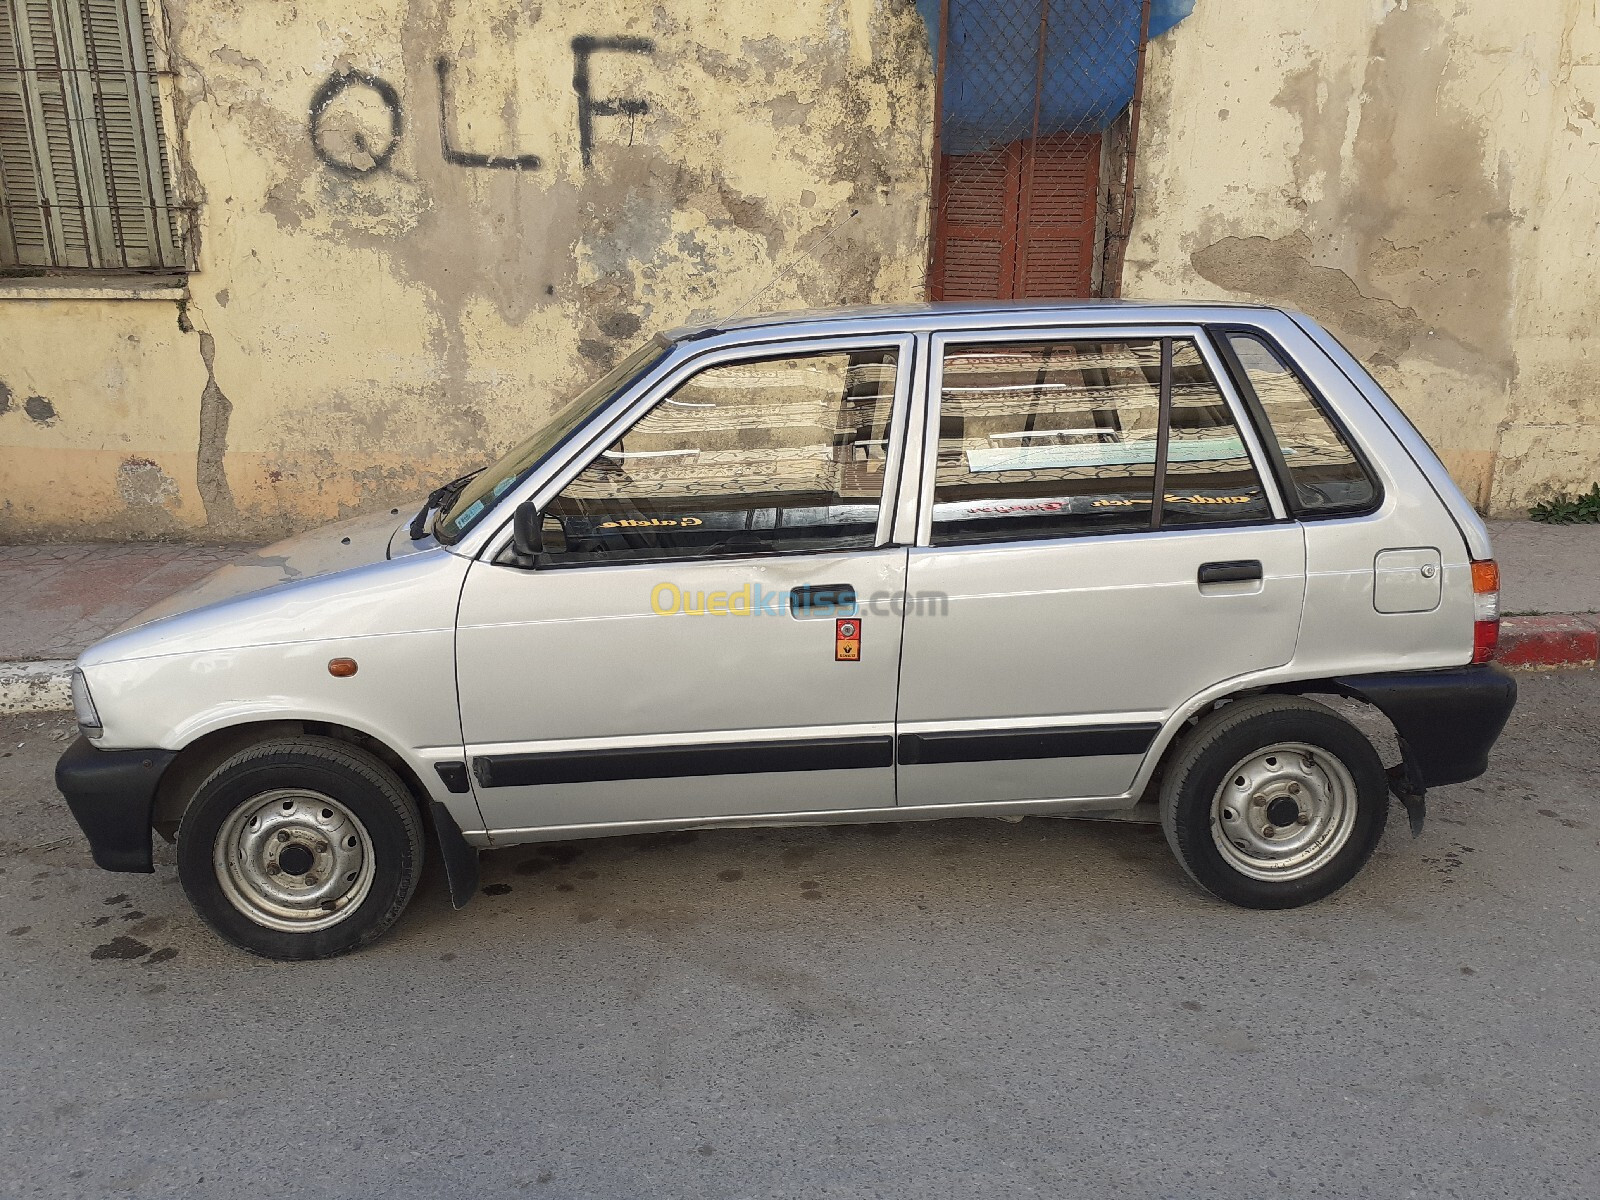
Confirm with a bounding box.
[511,501,544,568]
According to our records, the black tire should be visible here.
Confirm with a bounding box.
[1159,695,1388,909]
[176,736,425,960]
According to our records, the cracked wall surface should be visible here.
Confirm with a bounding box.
[1125,0,1600,515]
[0,0,933,540]
[4,0,1597,537]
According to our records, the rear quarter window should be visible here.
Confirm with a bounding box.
[1225,332,1379,516]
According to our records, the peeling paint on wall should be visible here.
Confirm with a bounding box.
[195,330,239,529]
[1191,232,1421,366]
[22,395,57,426]
[116,457,184,531]
[0,0,935,540]
[5,0,1598,534]
[1125,0,1599,515]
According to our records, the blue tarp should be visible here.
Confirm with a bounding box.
[914,0,1195,153]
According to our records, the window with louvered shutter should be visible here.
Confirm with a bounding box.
[931,133,1100,302]
[0,0,183,272]
[1014,134,1099,298]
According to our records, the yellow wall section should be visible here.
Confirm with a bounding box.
[0,0,933,539]
[1125,0,1600,515]
[4,0,1598,537]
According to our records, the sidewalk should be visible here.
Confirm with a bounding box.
[1478,521,1600,669]
[0,542,257,711]
[1,521,1597,711]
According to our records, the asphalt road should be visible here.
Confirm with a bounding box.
[2,671,1597,1200]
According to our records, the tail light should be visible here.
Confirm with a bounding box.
[1471,559,1500,663]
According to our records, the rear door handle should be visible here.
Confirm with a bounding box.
[1198,560,1263,586]
[790,583,857,618]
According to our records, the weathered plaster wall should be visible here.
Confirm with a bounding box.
[0,0,933,540]
[1126,0,1600,515]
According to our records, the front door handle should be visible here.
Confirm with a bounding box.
[1198,560,1263,586]
[790,583,856,618]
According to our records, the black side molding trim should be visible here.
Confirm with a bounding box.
[897,723,1160,766]
[434,761,471,794]
[54,737,178,873]
[428,800,481,909]
[473,735,894,788]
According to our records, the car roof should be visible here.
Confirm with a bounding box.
[665,298,1291,342]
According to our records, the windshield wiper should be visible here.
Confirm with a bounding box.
[409,469,484,541]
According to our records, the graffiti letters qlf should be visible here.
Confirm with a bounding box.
[309,70,403,177]
[308,36,656,176]
[570,35,653,168]
[435,57,542,170]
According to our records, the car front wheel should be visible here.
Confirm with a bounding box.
[1159,696,1389,909]
[176,736,424,959]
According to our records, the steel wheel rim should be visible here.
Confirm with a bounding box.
[213,789,375,932]
[1210,741,1358,882]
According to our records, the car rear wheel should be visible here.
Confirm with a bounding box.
[177,736,424,959]
[1159,696,1388,909]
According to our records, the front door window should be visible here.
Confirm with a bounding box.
[539,348,900,565]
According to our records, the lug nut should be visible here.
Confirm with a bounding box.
[276,830,290,842]
[1262,825,1277,837]
[1253,796,1267,807]
[315,841,329,854]
[266,862,280,875]
[1297,813,1311,825]
[1289,783,1301,795]
[303,874,318,887]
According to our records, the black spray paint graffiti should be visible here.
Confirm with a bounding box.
[308,36,655,177]
[435,57,541,170]
[571,35,653,168]
[309,70,403,177]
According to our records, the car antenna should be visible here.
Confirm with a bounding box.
[723,207,862,323]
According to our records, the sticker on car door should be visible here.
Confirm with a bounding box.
[836,618,861,661]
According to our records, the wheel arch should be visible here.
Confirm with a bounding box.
[1134,676,1403,811]
[152,718,482,909]
[153,719,434,840]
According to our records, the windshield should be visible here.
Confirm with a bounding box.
[434,339,671,544]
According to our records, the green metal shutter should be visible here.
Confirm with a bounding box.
[0,0,181,271]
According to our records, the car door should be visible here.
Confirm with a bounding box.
[456,335,915,836]
[895,327,1307,809]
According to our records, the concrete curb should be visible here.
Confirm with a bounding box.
[2,618,1596,717]
[1498,615,1600,669]
[0,660,74,714]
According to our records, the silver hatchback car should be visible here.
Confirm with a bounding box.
[57,302,1517,959]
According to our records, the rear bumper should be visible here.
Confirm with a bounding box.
[1324,664,1518,790]
[55,737,177,873]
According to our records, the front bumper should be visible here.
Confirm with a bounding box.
[55,737,177,873]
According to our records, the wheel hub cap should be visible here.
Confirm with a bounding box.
[213,789,375,932]
[1266,796,1300,828]
[1211,742,1358,881]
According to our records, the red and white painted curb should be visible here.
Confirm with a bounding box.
[0,661,74,714]
[1498,615,1600,669]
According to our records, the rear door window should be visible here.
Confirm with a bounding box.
[929,336,1272,545]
